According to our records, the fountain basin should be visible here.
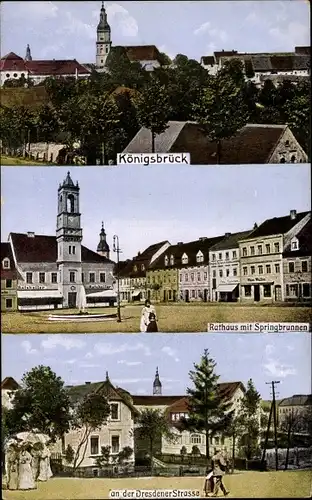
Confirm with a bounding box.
[48,313,117,322]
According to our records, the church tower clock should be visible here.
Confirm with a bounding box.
[56,172,83,308]
[96,1,112,70]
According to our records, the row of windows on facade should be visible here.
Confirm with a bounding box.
[242,283,311,298]
[24,271,107,284]
[241,242,281,257]
[242,260,307,276]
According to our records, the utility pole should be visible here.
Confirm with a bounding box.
[113,235,122,323]
[261,401,274,468]
[266,380,280,471]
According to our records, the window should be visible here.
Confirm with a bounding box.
[182,254,188,265]
[288,262,295,273]
[5,279,12,288]
[212,270,216,278]
[89,273,95,283]
[13,73,17,78]
[6,298,13,309]
[100,272,106,283]
[219,269,223,277]
[232,250,237,259]
[51,272,57,283]
[302,283,311,297]
[265,244,270,254]
[179,274,182,282]
[191,290,196,298]
[90,436,99,455]
[2,258,10,269]
[226,268,230,277]
[111,436,120,454]
[251,266,255,275]
[275,264,280,273]
[289,284,298,296]
[164,255,169,266]
[26,272,33,284]
[39,272,45,283]
[214,437,220,445]
[72,246,76,255]
[291,240,298,250]
[82,273,84,282]
[170,255,174,266]
[244,285,252,297]
[243,267,248,276]
[110,403,119,420]
[280,157,286,163]
[266,265,271,274]
[257,245,263,255]
[69,246,72,255]
[242,247,247,257]
[274,242,280,253]
[168,290,172,300]
[204,272,208,280]
[69,272,76,283]
[302,261,308,272]
[250,246,255,256]
[212,254,216,261]
[258,265,263,275]
[185,273,188,282]
[225,252,229,260]
[191,434,202,444]
[218,253,222,260]
[263,284,271,297]
[233,268,237,277]
[196,251,204,263]
[197,272,201,281]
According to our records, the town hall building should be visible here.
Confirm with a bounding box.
[3,172,116,311]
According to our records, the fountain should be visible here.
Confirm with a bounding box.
[48,286,118,322]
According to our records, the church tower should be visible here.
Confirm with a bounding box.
[153,367,162,395]
[25,44,32,61]
[97,222,110,259]
[56,172,83,308]
[96,1,111,70]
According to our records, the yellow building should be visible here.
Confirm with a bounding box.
[1,242,18,311]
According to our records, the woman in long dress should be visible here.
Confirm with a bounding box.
[38,444,53,481]
[6,443,19,490]
[140,300,158,332]
[18,444,36,490]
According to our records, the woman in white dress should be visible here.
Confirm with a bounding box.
[6,442,19,490]
[18,444,36,490]
[38,444,53,481]
[140,300,158,332]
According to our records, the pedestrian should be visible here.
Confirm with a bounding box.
[211,449,230,497]
[203,467,214,497]
[140,299,158,332]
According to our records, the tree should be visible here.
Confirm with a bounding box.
[235,379,261,460]
[283,87,310,158]
[181,349,234,459]
[6,366,71,441]
[64,444,75,465]
[180,445,187,460]
[70,391,111,471]
[95,445,111,468]
[116,446,133,465]
[192,67,250,163]
[134,79,171,152]
[135,408,178,471]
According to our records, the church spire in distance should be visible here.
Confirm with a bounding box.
[25,44,32,61]
[97,222,110,259]
[153,367,162,395]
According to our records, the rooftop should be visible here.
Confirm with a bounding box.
[242,211,310,239]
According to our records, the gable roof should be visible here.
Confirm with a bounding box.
[123,122,298,164]
[279,395,312,407]
[250,54,309,72]
[1,242,17,279]
[66,379,139,415]
[241,211,310,240]
[0,52,91,76]
[124,45,161,62]
[283,219,312,257]
[201,56,215,65]
[9,233,115,264]
[209,230,253,251]
[0,52,27,71]
[119,241,169,278]
[1,377,20,390]
[150,236,225,270]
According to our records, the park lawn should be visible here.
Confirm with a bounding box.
[1,156,50,166]
[1,303,311,334]
[2,470,312,499]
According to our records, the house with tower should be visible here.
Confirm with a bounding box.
[2,172,115,311]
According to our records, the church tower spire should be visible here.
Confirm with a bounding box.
[153,367,162,395]
[56,172,83,308]
[97,222,110,259]
[25,44,32,61]
[96,1,111,70]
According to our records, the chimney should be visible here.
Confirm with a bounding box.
[85,381,91,385]
[253,223,258,229]
[27,232,35,238]
[290,210,297,220]
[177,242,183,245]
[225,232,231,237]
[199,237,207,241]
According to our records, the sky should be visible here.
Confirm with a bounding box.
[1,165,311,260]
[1,1,310,63]
[2,332,311,399]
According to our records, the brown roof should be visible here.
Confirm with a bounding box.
[132,395,182,406]
[119,241,169,278]
[251,54,309,72]
[214,50,238,62]
[9,233,114,264]
[0,52,90,76]
[201,56,215,65]
[123,122,295,164]
[209,231,253,251]
[0,52,27,71]
[124,45,161,62]
[243,211,310,239]
[295,46,310,55]
[1,377,20,390]
[283,218,312,257]
[1,242,17,280]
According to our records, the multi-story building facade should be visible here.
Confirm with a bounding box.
[283,219,312,303]
[3,172,115,311]
[239,210,310,303]
[209,230,252,302]
[279,395,312,433]
[1,242,18,311]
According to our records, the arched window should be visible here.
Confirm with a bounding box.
[67,194,75,213]
[290,155,296,163]
[280,157,286,163]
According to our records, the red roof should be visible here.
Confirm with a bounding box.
[0,52,91,76]
[1,377,20,390]
[9,233,114,264]
[124,45,161,62]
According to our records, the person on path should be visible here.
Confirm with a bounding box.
[140,300,158,332]
[211,449,230,497]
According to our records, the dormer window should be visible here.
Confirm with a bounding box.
[2,258,10,269]
[170,255,174,266]
[141,264,145,271]
[196,251,204,263]
[181,253,188,265]
[164,255,169,266]
[291,237,299,251]
[133,265,137,272]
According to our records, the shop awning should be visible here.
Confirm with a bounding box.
[216,284,238,293]
[17,290,63,299]
[87,289,117,298]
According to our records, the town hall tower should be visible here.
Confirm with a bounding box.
[96,1,111,70]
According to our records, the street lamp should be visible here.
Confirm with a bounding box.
[113,235,122,323]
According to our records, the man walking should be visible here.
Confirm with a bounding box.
[211,449,230,497]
